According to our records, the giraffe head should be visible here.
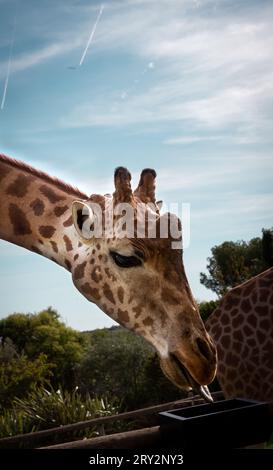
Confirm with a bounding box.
[71,167,217,401]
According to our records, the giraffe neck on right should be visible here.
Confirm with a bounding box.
[0,155,87,272]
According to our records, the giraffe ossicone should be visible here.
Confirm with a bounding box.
[0,155,217,401]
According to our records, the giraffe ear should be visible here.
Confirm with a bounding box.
[72,200,95,240]
[113,167,134,204]
[134,168,157,205]
[156,200,163,211]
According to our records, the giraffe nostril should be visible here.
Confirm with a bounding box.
[196,337,212,362]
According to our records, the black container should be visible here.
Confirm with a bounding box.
[159,399,272,449]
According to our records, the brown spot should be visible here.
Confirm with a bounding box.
[257,330,266,344]
[30,198,45,216]
[9,204,32,236]
[221,335,230,349]
[233,329,244,342]
[241,298,251,313]
[90,258,95,265]
[39,185,66,203]
[248,314,257,328]
[63,215,73,227]
[259,288,269,302]
[255,305,269,316]
[117,287,124,303]
[50,241,58,253]
[82,283,100,300]
[7,174,34,197]
[78,241,83,248]
[105,267,111,278]
[54,205,68,217]
[38,239,44,244]
[161,286,179,305]
[74,261,87,280]
[132,305,143,319]
[103,283,115,304]
[243,324,253,337]
[63,235,73,252]
[65,259,72,271]
[0,165,11,182]
[74,254,79,261]
[31,245,43,255]
[91,266,102,283]
[232,315,243,329]
[96,243,101,250]
[98,254,103,260]
[117,308,129,323]
[260,319,270,330]
[39,225,56,238]
[143,317,154,327]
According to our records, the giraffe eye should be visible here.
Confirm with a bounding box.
[110,251,143,268]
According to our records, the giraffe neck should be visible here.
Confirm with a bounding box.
[0,155,87,271]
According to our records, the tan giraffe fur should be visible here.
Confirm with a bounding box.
[0,154,217,399]
[206,267,273,401]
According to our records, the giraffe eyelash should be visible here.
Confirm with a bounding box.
[110,251,143,268]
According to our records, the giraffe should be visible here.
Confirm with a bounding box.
[0,153,217,401]
[206,267,273,401]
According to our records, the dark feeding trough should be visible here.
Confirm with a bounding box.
[159,399,272,449]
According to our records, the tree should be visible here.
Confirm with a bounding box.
[0,339,51,407]
[200,228,273,296]
[0,308,86,389]
[198,300,220,322]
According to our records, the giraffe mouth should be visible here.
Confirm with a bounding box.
[170,353,214,403]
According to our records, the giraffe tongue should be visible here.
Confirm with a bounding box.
[197,385,214,403]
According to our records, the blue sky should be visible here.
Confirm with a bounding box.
[0,0,272,331]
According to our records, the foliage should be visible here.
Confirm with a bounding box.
[77,327,184,411]
[0,339,52,407]
[0,307,86,389]
[0,386,119,439]
[198,300,220,322]
[200,228,273,296]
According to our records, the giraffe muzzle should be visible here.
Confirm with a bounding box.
[170,353,214,403]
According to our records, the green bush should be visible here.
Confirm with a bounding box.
[0,386,119,439]
[0,308,86,389]
[0,339,52,407]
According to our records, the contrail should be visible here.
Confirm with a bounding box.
[79,4,104,67]
[1,5,17,111]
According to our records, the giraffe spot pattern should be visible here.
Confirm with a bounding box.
[65,259,72,271]
[7,174,34,197]
[82,283,100,300]
[39,185,66,203]
[117,308,129,323]
[50,241,58,253]
[54,205,68,217]
[63,215,73,227]
[9,204,32,236]
[103,283,115,304]
[39,225,56,238]
[91,266,103,283]
[74,261,87,280]
[63,235,73,252]
[117,287,124,303]
[30,198,45,216]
